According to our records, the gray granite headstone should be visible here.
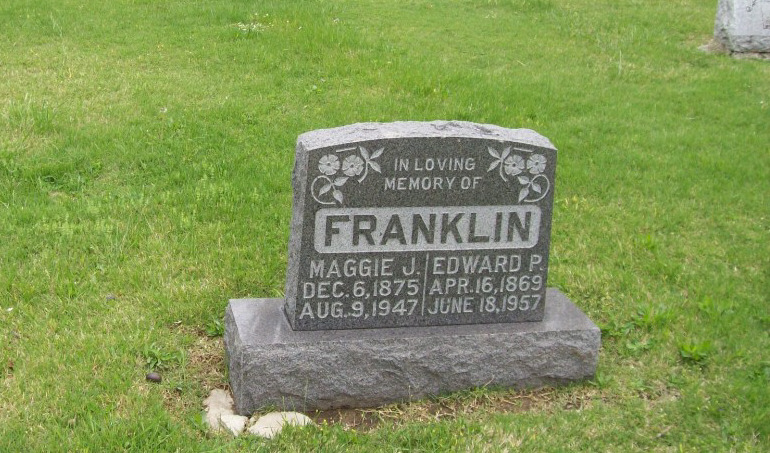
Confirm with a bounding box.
[284,121,557,330]
[715,0,770,54]
[224,121,600,414]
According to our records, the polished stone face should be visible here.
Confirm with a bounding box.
[284,121,558,331]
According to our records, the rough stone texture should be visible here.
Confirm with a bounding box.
[285,121,558,330]
[247,412,314,439]
[714,0,770,54]
[219,414,248,436]
[225,288,599,413]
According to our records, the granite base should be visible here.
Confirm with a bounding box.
[224,288,599,414]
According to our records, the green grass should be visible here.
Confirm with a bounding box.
[1,0,768,450]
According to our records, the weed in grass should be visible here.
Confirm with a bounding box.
[142,342,184,372]
[678,341,714,366]
[633,303,672,330]
[589,370,612,389]
[205,315,225,337]
[624,337,655,356]
[638,233,658,252]
[630,377,655,396]
[599,318,635,339]
[666,371,687,389]
[697,296,735,317]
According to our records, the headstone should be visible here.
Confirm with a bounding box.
[714,0,770,55]
[225,121,600,413]
[285,122,556,330]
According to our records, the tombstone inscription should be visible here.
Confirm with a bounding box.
[714,0,770,55]
[284,122,556,330]
[225,121,600,413]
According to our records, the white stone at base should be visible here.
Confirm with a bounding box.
[203,389,234,432]
[248,412,315,439]
[219,413,248,436]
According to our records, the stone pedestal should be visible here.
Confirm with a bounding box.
[225,288,599,414]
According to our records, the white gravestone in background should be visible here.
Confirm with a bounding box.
[715,0,770,54]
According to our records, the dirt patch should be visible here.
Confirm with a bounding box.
[147,324,229,415]
[309,387,588,432]
[312,408,382,431]
[186,335,228,391]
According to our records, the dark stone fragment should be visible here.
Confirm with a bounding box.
[146,372,162,383]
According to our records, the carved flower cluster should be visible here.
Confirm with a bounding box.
[488,146,550,203]
[318,154,366,178]
[312,146,383,205]
[502,153,546,176]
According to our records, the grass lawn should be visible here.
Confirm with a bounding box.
[1,0,768,451]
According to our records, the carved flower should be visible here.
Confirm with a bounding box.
[342,154,365,177]
[318,154,340,176]
[527,154,546,174]
[503,154,525,176]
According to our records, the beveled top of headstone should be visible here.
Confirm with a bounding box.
[284,121,558,331]
[715,0,770,53]
[297,121,555,150]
